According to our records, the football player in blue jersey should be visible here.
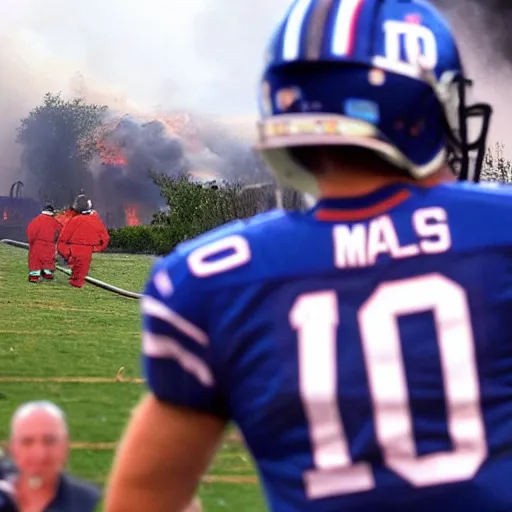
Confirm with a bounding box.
[105,0,512,511]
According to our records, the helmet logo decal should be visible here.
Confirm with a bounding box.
[368,68,386,87]
[374,20,438,79]
[276,87,303,112]
[404,13,422,25]
[344,99,380,125]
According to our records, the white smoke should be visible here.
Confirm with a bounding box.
[1,0,511,193]
[0,0,292,190]
[0,0,293,113]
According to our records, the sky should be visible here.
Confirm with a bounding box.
[0,0,292,116]
[0,0,511,187]
[0,0,295,186]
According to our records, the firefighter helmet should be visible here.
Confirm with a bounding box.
[42,204,55,215]
[72,194,93,214]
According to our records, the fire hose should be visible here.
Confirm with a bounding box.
[1,239,142,300]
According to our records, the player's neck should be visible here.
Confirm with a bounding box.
[317,165,454,199]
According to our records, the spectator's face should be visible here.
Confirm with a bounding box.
[10,411,68,483]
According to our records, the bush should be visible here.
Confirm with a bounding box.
[108,173,308,254]
[150,173,306,234]
[111,141,512,256]
[107,225,182,255]
[150,175,253,238]
[481,142,512,183]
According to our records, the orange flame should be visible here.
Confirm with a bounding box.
[95,113,208,169]
[2,210,7,221]
[124,206,141,226]
[55,208,78,227]
[97,141,128,167]
[160,115,202,152]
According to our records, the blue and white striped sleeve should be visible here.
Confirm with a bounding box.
[140,255,228,418]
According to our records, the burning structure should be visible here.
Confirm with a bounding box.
[89,112,266,228]
[0,181,41,241]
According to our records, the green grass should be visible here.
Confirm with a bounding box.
[0,244,266,510]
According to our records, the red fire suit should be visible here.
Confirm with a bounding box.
[57,213,110,288]
[27,213,62,282]
[55,208,78,228]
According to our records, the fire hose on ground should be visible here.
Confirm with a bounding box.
[1,239,142,300]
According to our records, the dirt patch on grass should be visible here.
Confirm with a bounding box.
[2,300,82,312]
[228,466,255,472]
[10,431,245,453]
[224,431,243,443]
[89,474,259,486]
[1,300,129,315]
[71,442,118,450]
[203,475,258,484]
[0,330,84,335]
[0,441,119,451]
[0,376,143,384]
[21,441,252,456]
[0,367,144,384]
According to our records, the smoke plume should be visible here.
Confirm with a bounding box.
[2,0,512,216]
[0,0,292,199]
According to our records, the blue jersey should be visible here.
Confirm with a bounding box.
[141,181,512,511]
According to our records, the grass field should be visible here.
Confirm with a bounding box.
[0,243,266,511]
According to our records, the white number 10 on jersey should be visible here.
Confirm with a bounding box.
[290,273,487,500]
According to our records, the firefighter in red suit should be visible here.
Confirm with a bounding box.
[54,207,78,228]
[26,204,62,283]
[57,194,110,288]
[54,207,78,267]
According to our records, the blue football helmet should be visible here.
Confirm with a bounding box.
[256,0,492,197]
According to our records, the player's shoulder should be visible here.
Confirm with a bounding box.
[182,208,291,248]
[151,208,293,288]
[421,180,512,249]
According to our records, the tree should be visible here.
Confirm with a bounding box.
[481,142,512,184]
[150,173,238,239]
[17,92,108,206]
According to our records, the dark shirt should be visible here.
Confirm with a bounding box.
[0,490,16,512]
[43,473,101,512]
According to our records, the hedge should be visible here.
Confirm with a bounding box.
[107,225,182,255]
[107,175,307,254]
[108,143,512,256]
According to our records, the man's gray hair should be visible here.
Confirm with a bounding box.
[10,401,69,439]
